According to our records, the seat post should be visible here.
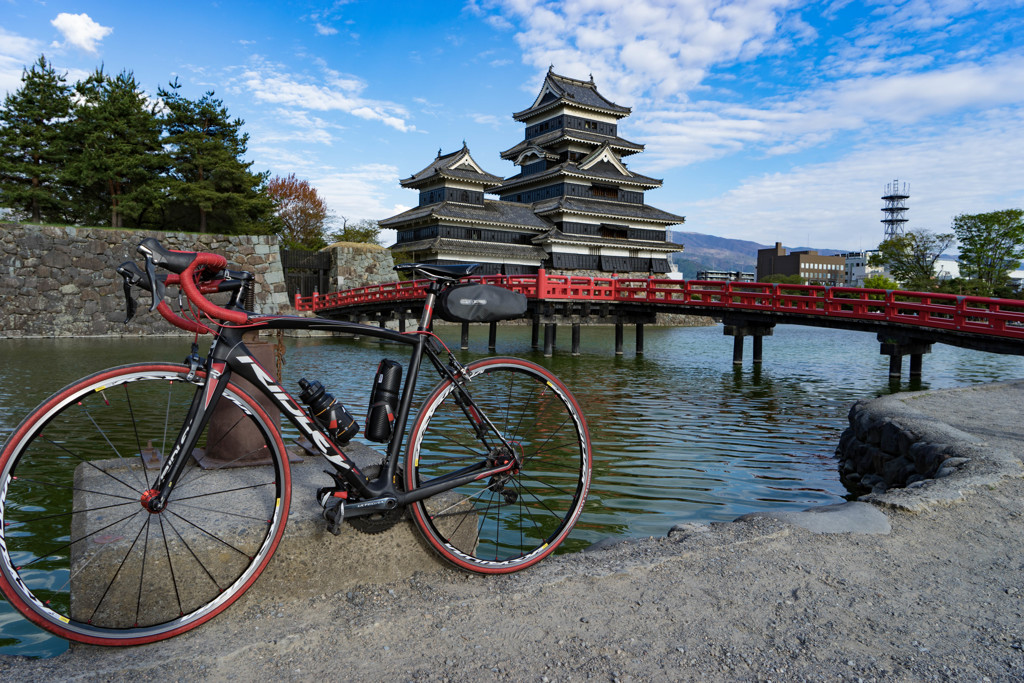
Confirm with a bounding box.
[419,280,443,332]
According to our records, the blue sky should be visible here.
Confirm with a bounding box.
[2,0,1022,251]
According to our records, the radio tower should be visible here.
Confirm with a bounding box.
[881,179,909,239]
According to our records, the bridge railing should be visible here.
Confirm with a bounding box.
[293,271,1024,340]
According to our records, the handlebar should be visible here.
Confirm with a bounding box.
[126,238,253,329]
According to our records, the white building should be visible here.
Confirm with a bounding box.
[843,250,891,287]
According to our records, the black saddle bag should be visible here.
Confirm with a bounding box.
[436,283,527,323]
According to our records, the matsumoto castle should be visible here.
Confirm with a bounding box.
[381,69,684,276]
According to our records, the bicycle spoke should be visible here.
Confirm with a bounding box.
[409,360,589,572]
[123,382,153,491]
[158,514,184,619]
[0,365,289,643]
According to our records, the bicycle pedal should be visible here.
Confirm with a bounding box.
[323,499,345,536]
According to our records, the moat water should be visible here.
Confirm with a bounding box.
[2,324,1023,657]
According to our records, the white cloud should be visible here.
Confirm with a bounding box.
[0,28,42,96]
[685,109,1024,249]
[235,57,415,132]
[315,23,339,36]
[634,56,1024,170]
[50,13,113,53]
[312,164,408,226]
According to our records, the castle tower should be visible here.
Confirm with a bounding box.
[383,69,684,276]
[881,179,909,240]
[492,69,683,274]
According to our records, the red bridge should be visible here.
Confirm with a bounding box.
[294,270,1024,378]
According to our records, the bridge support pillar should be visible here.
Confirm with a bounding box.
[531,319,540,350]
[636,324,645,355]
[615,323,624,355]
[732,336,744,365]
[544,324,555,357]
[723,320,775,366]
[488,322,497,351]
[910,353,924,377]
[571,323,581,356]
[878,335,932,379]
[460,322,470,350]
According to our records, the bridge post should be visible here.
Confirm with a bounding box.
[398,317,406,333]
[571,323,581,356]
[878,335,932,380]
[722,320,775,366]
[615,322,624,355]
[531,319,540,350]
[488,322,497,351]
[888,354,903,378]
[461,322,470,350]
[636,324,644,356]
[732,336,744,365]
[544,323,555,357]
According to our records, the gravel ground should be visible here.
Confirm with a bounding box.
[2,381,1023,682]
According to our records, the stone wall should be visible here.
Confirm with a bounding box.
[836,399,969,495]
[326,241,396,290]
[0,223,290,338]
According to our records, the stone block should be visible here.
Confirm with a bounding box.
[879,419,903,455]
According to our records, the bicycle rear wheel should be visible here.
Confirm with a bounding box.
[406,357,591,573]
[0,363,290,646]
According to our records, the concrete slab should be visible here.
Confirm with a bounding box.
[69,442,464,625]
[739,501,892,535]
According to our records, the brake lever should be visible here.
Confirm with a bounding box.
[121,273,138,324]
[145,255,160,312]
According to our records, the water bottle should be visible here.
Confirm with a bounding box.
[297,378,359,444]
[365,359,402,442]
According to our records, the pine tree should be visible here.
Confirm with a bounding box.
[0,55,73,222]
[64,68,166,227]
[159,80,274,234]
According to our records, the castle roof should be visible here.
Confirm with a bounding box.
[379,199,551,230]
[532,228,682,253]
[491,157,663,194]
[513,69,631,122]
[500,128,644,160]
[400,143,503,189]
[533,196,686,226]
[391,237,548,262]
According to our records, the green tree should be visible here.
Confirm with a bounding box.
[266,173,329,250]
[0,55,73,222]
[862,274,899,290]
[762,273,805,285]
[868,229,954,290]
[159,80,274,234]
[952,209,1024,287]
[328,216,381,245]
[64,68,166,227]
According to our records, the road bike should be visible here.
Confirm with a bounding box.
[0,238,592,646]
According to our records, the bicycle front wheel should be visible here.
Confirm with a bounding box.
[406,357,591,573]
[0,363,290,646]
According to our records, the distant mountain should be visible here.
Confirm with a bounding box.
[667,231,847,279]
